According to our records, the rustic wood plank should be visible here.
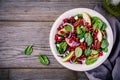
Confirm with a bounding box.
[0,69,9,80]
[8,69,78,80]
[0,2,102,21]
[0,22,65,68]
[0,0,102,2]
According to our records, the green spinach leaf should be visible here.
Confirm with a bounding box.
[101,39,109,48]
[84,48,92,57]
[85,57,97,65]
[84,33,93,46]
[38,54,50,65]
[24,45,33,55]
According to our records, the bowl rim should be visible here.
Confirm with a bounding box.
[49,8,113,71]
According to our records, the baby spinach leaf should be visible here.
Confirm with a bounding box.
[76,26,82,34]
[38,54,50,65]
[101,22,107,30]
[24,45,33,55]
[81,26,86,33]
[101,39,109,48]
[75,47,82,58]
[102,47,108,52]
[65,25,72,32]
[91,50,98,54]
[84,33,93,46]
[85,57,97,65]
[84,48,92,57]
[56,42,67,53]
[75,14,82,18]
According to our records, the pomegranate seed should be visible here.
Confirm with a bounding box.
[75,38,79,42]
[60,31,65,34]
[70,16,75,23]
[87,25,91,28]
[83,43,86,47]
[95,29,98,34]
[99,51,103,56]
[85,22,89,26]
[59,25,64,29]
[86,28,89,32]
[63,18,68,23]
[73,30,76,33]
[79,61,83,64]
[94,36,97,40]
[55,34,58,41]
[69,38,73,43]
[57,27,61,31]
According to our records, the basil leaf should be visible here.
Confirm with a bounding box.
[76,26,82,34]
[84,48,92,57]
[84,33,93,46]
[38,54,50,65]
[85,57,97,65]
[101,39,109,48]
[75,47,82,58]
[24,45,33,55]
[102,47,108,52]
[65,25,72,32]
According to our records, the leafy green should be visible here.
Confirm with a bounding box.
[56,41,67,53]
[84,33,93,46]
[75,14,82,18]
[81,26,86,33]
[65,25,72,32]
[77,33,84,39]
[85,57,97,65]
[92,17,104,30]
[101,39,109,48]
[101,31,107,39]
[101,22,107,30]
[38,54,49,65]
[24,45,33,55]
[91,50,98,54]
[102,47,108,52]
[84,48,92,57]
[76,26,82,34]
[75,47,82,58]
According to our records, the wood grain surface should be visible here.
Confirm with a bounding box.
[0,0,102,80]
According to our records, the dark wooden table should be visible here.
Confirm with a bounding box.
[0,0,102,80]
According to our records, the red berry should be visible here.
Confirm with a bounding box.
[86,28,89,32]
[69,38,73,43]
[63,18,68,23]
[75,38,79,42]
[79,61,83,64]
[73,30,76,33]
[70,16,75,23]
[99,51,103,56]
[95,29,98,34]
[85,22,89,26]
[94,36,97,40]
[55,34,58,41]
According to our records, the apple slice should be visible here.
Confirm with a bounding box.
[63,51,75,62]
[97,30,102,42]
[82,12,91,26]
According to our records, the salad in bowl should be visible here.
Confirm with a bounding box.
[50,8,113,71]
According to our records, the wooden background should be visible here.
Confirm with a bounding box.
[0,0,102,80]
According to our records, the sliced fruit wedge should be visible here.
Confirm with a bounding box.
[63,51,75,62]
[97,29,103,42]
[65,38,78,47]
[82,12,91,26]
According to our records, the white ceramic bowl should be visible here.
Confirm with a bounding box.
[49,8,113,71]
